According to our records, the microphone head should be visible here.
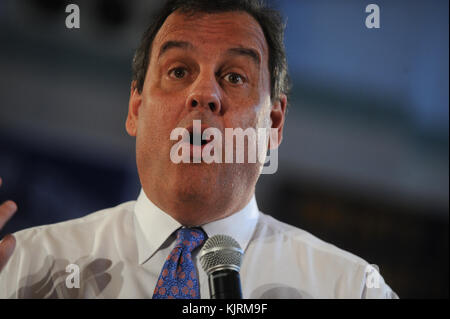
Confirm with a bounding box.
[199,234,243,275]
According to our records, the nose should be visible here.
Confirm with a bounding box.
[186,75,221,114]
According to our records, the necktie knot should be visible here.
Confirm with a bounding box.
[153,227,206,299]
[175,228,205,252]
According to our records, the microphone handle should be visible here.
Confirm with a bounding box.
[208,269,243,299]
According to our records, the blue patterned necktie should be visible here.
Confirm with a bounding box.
[152,227,206,299]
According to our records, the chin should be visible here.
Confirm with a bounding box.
[175,178,215,203]
[173,170,228,207]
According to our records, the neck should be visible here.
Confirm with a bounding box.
[143,187,255,227]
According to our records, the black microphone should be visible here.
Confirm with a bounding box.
[199,234,243,299]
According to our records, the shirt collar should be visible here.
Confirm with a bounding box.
[133,188,260,265]
[201,196,259,255]
[134,189,182,264]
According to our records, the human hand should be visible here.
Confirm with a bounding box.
[0,177,17,273]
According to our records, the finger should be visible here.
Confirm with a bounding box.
[0,234,16,272]
[0,201,17,230]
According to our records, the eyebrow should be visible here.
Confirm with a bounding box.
[157,41,261,66]
[226,47,261,66]
[158,41,194,59]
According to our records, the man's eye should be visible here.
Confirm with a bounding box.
[224,73,244,85]
[169,67,187,79]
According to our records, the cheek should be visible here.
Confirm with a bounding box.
[135,104,163,153]
[136,94,182,148]
[256,103,272,129]
[225,100,269,130]
[251,93,272,128]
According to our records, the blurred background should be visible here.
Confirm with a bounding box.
[0,0,448,298]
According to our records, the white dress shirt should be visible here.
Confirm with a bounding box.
[0,189,398,299]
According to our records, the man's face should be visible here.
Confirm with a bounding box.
[126,10,286,226]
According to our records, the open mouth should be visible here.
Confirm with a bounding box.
[187,126,213,147]
[189,132,209,146]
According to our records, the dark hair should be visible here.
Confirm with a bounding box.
[132,0,290,103]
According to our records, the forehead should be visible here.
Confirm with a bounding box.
[151,10,269,62]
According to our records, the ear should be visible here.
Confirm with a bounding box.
[268,94,287,150]
[125,81,142,137]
